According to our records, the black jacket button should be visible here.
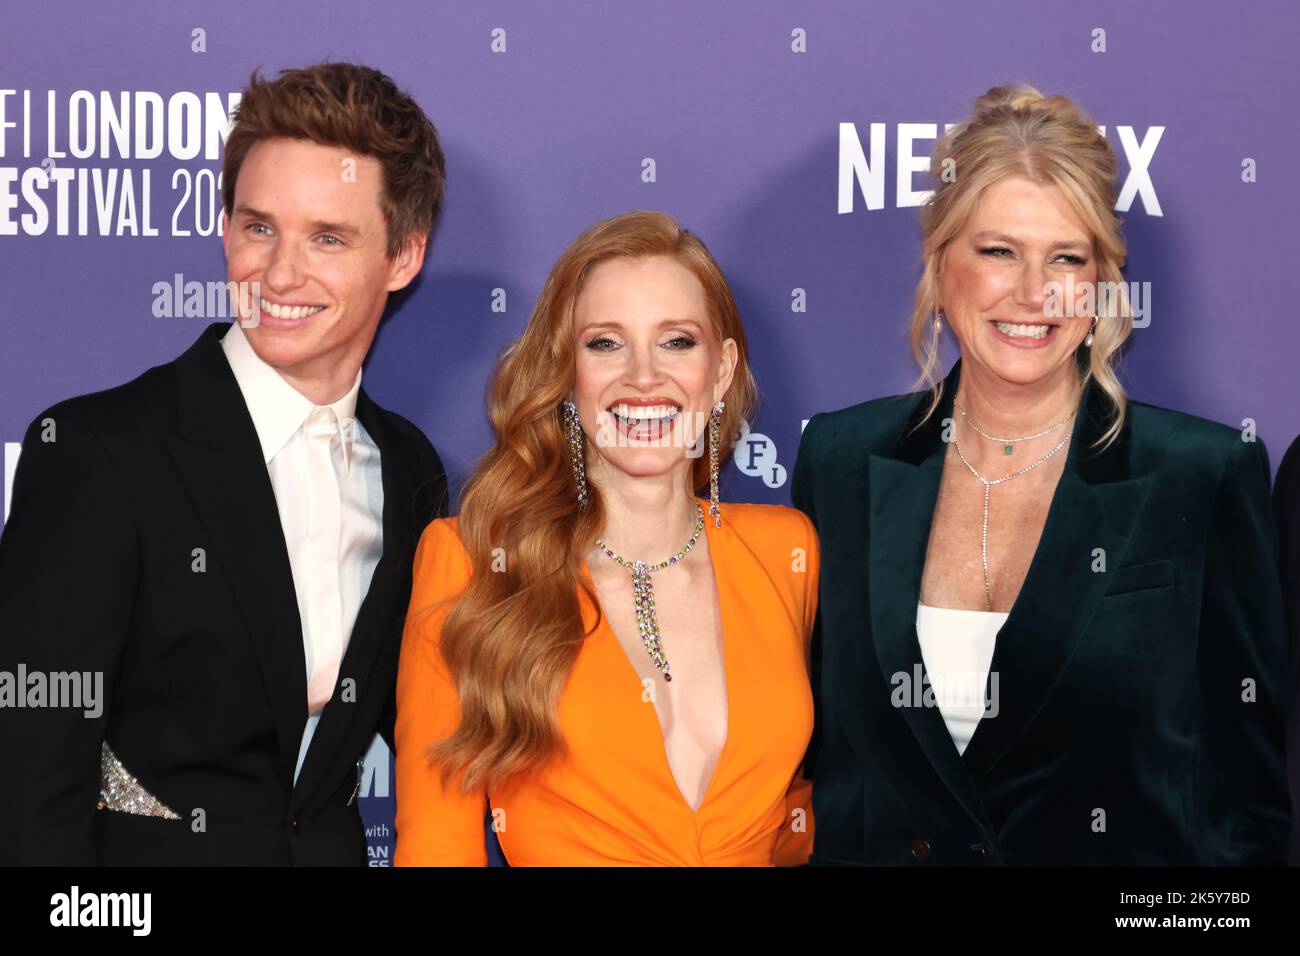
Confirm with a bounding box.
[290,817,301,835]
[910,837,932,861]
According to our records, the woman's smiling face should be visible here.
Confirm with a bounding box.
[571,255,736,484]
[938,175,1098,388]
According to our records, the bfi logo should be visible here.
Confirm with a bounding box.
[733,421,788,489]
[838,122,1164,216]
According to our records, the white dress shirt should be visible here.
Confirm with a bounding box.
[915,602,1007,755]
[222,322,385,784]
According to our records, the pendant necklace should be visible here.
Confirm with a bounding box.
[951,406,1075,610]
[955,400,1070,456]
[594,503,705,682]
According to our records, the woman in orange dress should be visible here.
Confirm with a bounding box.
[394,211,818,866]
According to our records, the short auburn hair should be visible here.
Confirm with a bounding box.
[221,61,446,260]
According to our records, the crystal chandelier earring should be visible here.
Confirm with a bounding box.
[708,401,725,527]
[562,399,588,511]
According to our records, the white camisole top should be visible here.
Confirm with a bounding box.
[915,602,1008,755]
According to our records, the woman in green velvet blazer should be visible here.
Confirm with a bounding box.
[791,86,1292,866]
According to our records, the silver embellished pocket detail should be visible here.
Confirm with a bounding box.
[97,742,181,820]
[347,757,364,806]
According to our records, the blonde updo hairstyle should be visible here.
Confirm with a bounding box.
[910,84,1132,449]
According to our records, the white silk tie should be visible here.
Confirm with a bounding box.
[302,406,347,715]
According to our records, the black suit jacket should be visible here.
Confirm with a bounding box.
[791,359,1292,865]
[0,323,446,865]
[1272,433,1300,865]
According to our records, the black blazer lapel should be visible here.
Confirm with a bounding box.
[866,360,1155,831]
[961,375,1153,778]
[290,389,415,805]
[162,322,307,788]
[866,362,995,830]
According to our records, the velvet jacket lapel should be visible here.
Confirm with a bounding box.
[862,359,1154,828]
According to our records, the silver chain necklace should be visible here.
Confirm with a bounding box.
[594,503,705,682]
[951,414,1075,611]
[955,400,1070,455]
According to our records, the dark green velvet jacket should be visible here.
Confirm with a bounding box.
[790,360,1292,865]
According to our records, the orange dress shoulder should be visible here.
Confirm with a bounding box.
[394,498,819,866]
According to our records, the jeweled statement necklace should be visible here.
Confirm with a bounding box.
[594,503,705,682]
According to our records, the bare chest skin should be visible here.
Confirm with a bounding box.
[919,443,1070,613]
[587,543,728,812]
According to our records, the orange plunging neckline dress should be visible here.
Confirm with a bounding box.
[394,499,818,866]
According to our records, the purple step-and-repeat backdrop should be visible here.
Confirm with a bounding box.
[2,0,1297,864]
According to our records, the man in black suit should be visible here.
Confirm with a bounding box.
[0,62,447,865]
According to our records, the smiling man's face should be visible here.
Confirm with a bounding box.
[222,136,424,402]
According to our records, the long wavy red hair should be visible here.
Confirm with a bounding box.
[429,211,758,793]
